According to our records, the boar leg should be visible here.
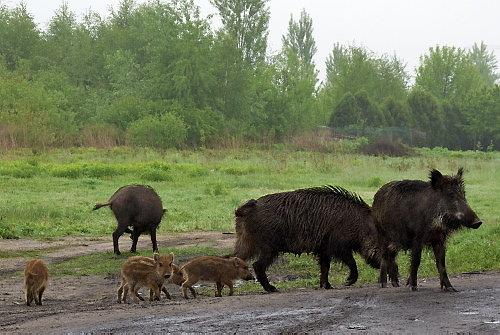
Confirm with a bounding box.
[182,279,197,299]
[226,282,234,296]
[130,228,142,253]
[432,242,457,292]
[340,253,358,286]
[117,283,125,303]
[37,287,45,305]
[26,289,32,306]
[253,255,277,293]
[215,282,223,297]
[408,242,422,291]
[113,221,129,255]
[130,283,141,303]
[318,254,332,289]
[150,227,158,253]
[161,287,172,300]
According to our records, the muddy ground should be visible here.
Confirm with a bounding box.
[0,234,499,334]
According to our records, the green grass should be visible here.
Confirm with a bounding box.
[0,146,499,283]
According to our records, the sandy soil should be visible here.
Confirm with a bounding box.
[0,233,498,334]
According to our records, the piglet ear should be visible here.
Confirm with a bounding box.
[233,257,239,267]
[430,169,443,189]
[153,253,160,262]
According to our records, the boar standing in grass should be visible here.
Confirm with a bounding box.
[93,185,166,255]
[117,253,174,303]
[372,168,482,292]
[179,256,254,299]
[24,259,48,306]
[234,186,381,293]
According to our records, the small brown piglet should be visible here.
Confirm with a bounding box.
[117,253,174,303]
[180,256,254,299]
[24,259,49,306]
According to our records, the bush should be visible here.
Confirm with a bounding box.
[127,113,187,149]
[360,137,415,157]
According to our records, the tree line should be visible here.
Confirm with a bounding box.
[0,0,498,150]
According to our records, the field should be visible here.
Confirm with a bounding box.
[0,146,499,332]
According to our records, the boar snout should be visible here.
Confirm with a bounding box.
[468,220,482,229]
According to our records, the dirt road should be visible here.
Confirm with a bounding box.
[1,271,498,334]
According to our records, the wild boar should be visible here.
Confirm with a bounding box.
[234,186,381,292]
[179,256,254,299]
[117,253,174,303]
[372,168,482,291]
[24,259,49,306]
[93,185,166,255]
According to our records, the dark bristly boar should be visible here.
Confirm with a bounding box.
[179,256,254,299]
[234,186,381,293]
[93,185,166,255]
[372,168,482,292]
[117,253,174,303]
[24,259,49,306]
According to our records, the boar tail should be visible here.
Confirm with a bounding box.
[93,202,111,211]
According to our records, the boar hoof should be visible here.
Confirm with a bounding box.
[410,286,418,292]
[391,280,400,287]
[344,278,357,286]
[321,282,332,289]
[265,285,278,293]
[114,250,121,256]
[443,286,458,292]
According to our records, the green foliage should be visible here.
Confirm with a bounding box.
[127,113,187,149]
[0,2,498,150]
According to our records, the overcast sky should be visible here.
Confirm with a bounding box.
[6,0,500,81]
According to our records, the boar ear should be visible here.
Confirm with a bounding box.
[232,257,239,267]
[430,169,443,189]
[456,167,464,180]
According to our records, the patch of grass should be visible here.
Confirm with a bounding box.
[49,246,229,277]
[140,168,173,182]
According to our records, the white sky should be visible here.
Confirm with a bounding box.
[5,0,500,82]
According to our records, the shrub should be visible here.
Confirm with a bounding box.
[127,113,187,149]
[360,137,414,157]
[140,168,173,182]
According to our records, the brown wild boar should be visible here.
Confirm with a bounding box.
[179,256,254,299]
[372,168,482,291]
[24,259,48,306]
[93,185,166,255]
[234,186,381,292]
[117,253,174,303]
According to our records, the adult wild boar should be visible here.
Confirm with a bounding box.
[372,168,482,291]
[93,185,166,255]
[234,186,381,292]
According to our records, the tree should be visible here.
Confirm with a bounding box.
[0,3,40,70]
[323,44,408,111]
[415,46,486,103]
[407,88,444,146]
[211,0,269,66]
[469,41,499,85]
[274,9,318,134]
[282,9,317,67]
